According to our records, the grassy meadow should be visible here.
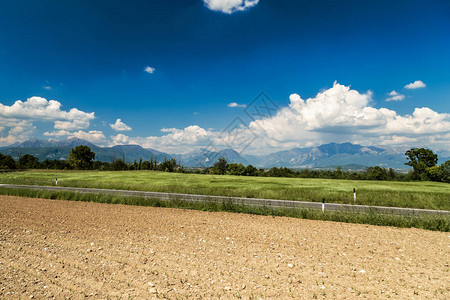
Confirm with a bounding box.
[0,186,448,231]
[1,170,449,210]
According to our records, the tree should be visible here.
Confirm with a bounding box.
[428,160,450,183]
[335,166,343,179]
[68,145,95,170]
[244,165,258,176]
[160,158,177,172]
[213,157,228,175]
[112,158,128,170]
[405,148,438,180]
[440,160,450,183]
[387,168,396,180]
[141,160,151,170]
[365,166,388,181]
[0,153,16,169]
[228,163,245,175]
[19,154,40,169]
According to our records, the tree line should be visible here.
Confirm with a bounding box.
[0,145,181,172]
[0,145,448,183]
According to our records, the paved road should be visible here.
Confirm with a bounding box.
[1,184,449,216]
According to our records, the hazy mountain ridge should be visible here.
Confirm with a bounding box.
[0,138,170,163]
[1,138,446,169]
[174,148,248,167]
[245,143,408,169]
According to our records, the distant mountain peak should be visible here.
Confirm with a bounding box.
[5,137,97,149]
[0,139,410,169]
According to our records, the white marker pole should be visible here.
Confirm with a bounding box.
[56,178,58,186]
[322,198,325,212]
[353,188,356,203]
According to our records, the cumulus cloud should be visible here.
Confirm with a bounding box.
[111,125,216,153]
[104,83,449,154]
[404,80,426,89]
[244,82,449,152]
[0,96,94,122]
[110,119,132,131]
[44,130,106,144]
[203,0,259,14]
[386,90,405,101]
[55,119,90,130]
[0,96,95,146]
[228,102,247,108]
[144,66,155,74]
[111,133,130,145]
[0,120,36,146]
[4,83,447,153]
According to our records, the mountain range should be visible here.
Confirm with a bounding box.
[1,138,448,170]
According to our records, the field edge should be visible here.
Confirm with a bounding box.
[0,187,448,232]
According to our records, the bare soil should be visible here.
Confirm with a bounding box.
[0,195,448,299]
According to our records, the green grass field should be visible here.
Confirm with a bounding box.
[0,186,448,231]
[1,170,449,210]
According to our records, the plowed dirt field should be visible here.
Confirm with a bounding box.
[0,195,448,299]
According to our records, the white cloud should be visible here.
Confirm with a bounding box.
[4,84,446,153]
[0,96,95,146]
[110,125,216,153]
[44,130,106,144]
[0,96,94,123]
[54,119,90,130]
[43,86,52,90]
[73,130,106,143]
[386,90,405,101]
[110,119,132,131]
[0,120,36,146]
[244,82,449,153]
[111,133,130,145]
[144,66,155,74]
[228,102,247,108]
[203,0,259,14]
[105,83,449,154]
[404,80,426,89]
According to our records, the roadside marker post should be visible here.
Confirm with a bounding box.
[56,178,58,186]
[353,188,356,203]
[322,198,325,212]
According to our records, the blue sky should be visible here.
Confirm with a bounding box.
[0,0,449,154]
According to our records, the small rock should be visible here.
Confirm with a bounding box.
[287,263,294,268]
[319,272,328,278]
[359,270,366,274]
[224,286,231,291]
[148,282,155,287]
[149,288,157,294]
